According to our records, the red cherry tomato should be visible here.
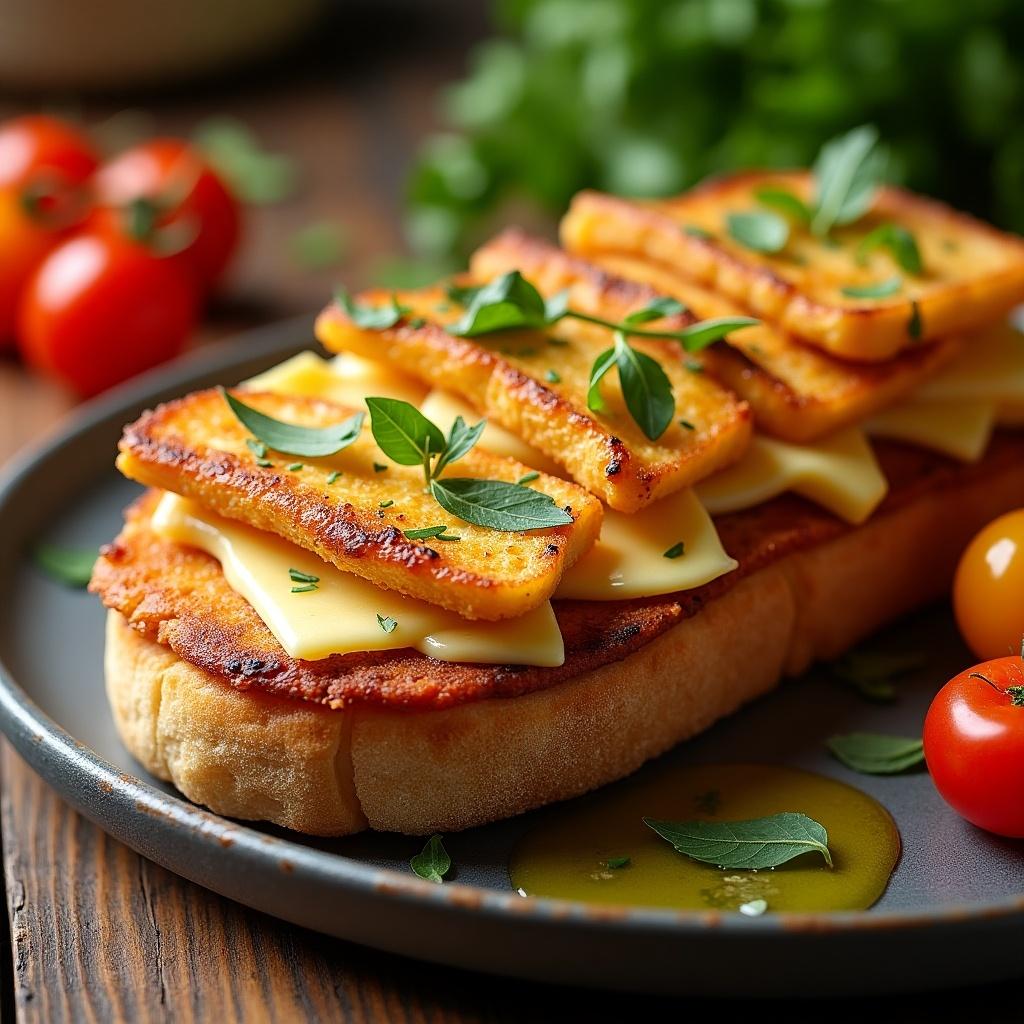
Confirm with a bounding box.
[0,115,98,347]
[91,138,240,288]
[924,656,1024,838]
[0,114,98,190]
[953,509,1024,661]
[17,231,198,397]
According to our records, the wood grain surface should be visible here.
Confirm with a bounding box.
[0,4,1022,1020]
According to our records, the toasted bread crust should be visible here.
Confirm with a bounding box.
[93,434,1024,713]
[117,388,602,621]
[563,176,1024,362]
[105,434,1024,834]
[315,255,752,512]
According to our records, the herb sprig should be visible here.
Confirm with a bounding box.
[410,834,451,883]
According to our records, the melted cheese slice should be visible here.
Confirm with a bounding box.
[696,429,888,525]
[151,492,565,666]
[866,398,996,462]
[915,322,1024,425]
[555,488,737,599]
[244,351,427,407]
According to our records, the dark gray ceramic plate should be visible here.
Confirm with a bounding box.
[1,317,1023,998]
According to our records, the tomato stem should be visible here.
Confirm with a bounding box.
[969,672,1024,707]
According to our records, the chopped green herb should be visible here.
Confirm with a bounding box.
[856,222,922,274]
[685,360,704,374]
[379,499,394,509]
[547,336,569,347]
[684,224,714,240]
[754,186,812,224]
[377,613,398,634]
[435,533,462,542]
[256,459,273,468]
[290,584,318,594]
[645,812,832,870]
[245,438,268,458]
[544,369,561,383]
[908,300,923,339]
[604,855,631,870]
[326,470,342,484]
[841,276,903,299]
[287,462,304,471]
[726,210,789,253]
[334,287,410,330]
[516,471,540,485]
[663,541,685,559]
[679,419,695,431]
[410,834,451,883]
[826,732,925,775]
[404,525,450,541]
[288,568,320,584]
[32,543,98,588]
[373,462,388,473]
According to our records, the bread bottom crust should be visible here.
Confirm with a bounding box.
[106,454,1024,835]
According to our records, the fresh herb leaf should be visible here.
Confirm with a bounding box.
[445,281,482,307]
[516,471,540,485]
[432,415,487,478]
[288,568,320,584]
[624,296,688,325]
[544,289,571,323]
[436,533,462,542]
[841,276,903,299]
[379,499,394,508]
[326,470,342,484]
[826,732,925,775]
[256,458,274,468]
[754,186,812,224]
[222,389,365,458]
[604,856,631,869]
[430,478,573,532]
[613,331,675,441]
[335,287,409,330]
[830,649,925,703]
[908,300,923,338]
[678,316,761,352]
[726,211,789,253]
[287,462,304,471]
[856,222,923,274]
[663,541,685,559]
[544,369,561,383]
[32,543,98,588]
[365,397,446,467]
[408,316,426,329]
[245,438,268,458]
[290,584,318,594]
[410,834,451,883]
[645,812,832,869]
[373,462,388,472]
[404,525,449,541]
[449,270,550,336]
[586,347,618,414]
[811,124,887,236]
[377,613,398,634]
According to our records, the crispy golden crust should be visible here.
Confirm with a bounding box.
[583,250,963,443]
[314,255,752,512]
[117,388,602,621]
[105,435,1024,835]
[563,176,1024,362]
[92,434,1024,713]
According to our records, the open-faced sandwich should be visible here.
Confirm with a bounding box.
[91,129,1024,836]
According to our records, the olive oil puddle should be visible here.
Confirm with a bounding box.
[509,764,900,913]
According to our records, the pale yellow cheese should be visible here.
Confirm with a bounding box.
[915,322,1024,425]
[555,488,737,599]
[151,492,565,667]
[243,351,428,407]
[866,398,996,462]
[696,429,888,525]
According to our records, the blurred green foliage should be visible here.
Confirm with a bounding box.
[407,0,1024,261]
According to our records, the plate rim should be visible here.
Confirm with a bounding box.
[1,317,1023,948]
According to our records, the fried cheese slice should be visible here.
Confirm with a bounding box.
[115,388,602,621]
[562,174,1024,362]
[316,238,752,512]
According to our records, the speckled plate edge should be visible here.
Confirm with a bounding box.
[1,317,1023,997]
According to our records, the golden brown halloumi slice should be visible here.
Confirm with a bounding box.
[116,389,602,622]
[563,173,1024,363]
[316,240,752,512]
[582,251,963,443]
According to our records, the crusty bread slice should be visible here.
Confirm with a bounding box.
[563,176,1024,362]
[101,437,1024,834]
[315,264,752,513]
[116,388,602,622]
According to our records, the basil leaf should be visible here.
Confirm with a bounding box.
[841,276,903,299]
[33,543,98,588]
[811,124,886,236]
[410,834,450,883]
[726,211,789,254]
[624,295,688,325]
[433,415,486,477]
[544,288,571,323]
[335,286,409,329]
[430,478,573,531]
[645,812,833,870]
[613,331,675,441]
[222,389,365,458]
[830,649,925,703]
[678,316,761,352]
[754,186,812,225]
[445,281,482,307]
[365,397,446,466]
[586,347,617,413]
[448,270,549,336]
[827,732,925,775]
[856,222,923,274]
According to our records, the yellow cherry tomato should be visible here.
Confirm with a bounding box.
[953,509,1024,660]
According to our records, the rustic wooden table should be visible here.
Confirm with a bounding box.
[0,6,1021,1020]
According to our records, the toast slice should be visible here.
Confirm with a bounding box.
[563,174,1024,362]
[582,250,962,442]
[316,249,752,512]
[115,388,602,621]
